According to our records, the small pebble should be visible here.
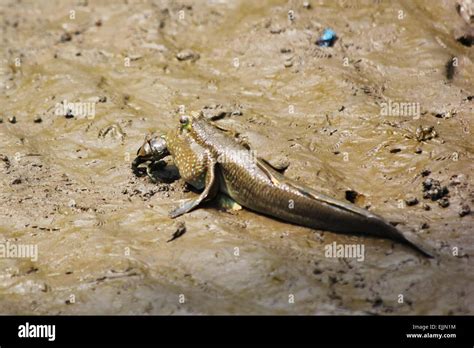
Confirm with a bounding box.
[459,204,471,217]
[270,27,284,34]
[450,175,462,186]
[176,49,200,62]
[422,178,434,190]
[405,197,419,206]
[415,125,437,142]
[421,169,431,177]
[65,110,74,119]
[422,203,431,211]
[456,30,474,47]
[33,116,42,123]
[167,222,186,242]
[445,55,456,80]
[345,190,359,204]
[303,1,312,9]
[60,32,72,42]
[414,148,422,154]
[267,156,290,172]
[420,223,429,229]
[284,60,293,68]
[8,116,17,124]
[316,28,337,47]
[231,110,242,116]
[438,197,450,208]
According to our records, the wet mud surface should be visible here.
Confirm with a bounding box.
[0,0,473,314]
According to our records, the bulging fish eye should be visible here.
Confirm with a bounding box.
[179,115,190,125]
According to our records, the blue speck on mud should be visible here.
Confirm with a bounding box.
[316,28,337,47]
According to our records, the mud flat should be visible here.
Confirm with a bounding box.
[0,0,472,314]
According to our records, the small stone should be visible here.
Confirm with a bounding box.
[33,116,42,123]
[422,203,431,211]
[390,148,401,153]
[11,178,22,185]
[98,96,107,103]
[450,175,462,186]
[456,29,474,47]
[167,222,186,242]
[345,190,359,204]
[176,49,199,62]
[405,197,419,206]
[280,48,292,53]
[65,109,74,119]
[422,178,434,190]
[457,0,474,24]
[303,1,312,9]
[420,223,429,229]
[459,204,471,217]
[231,110,242,116]
[267,156,290,172]
[0,117,3,123]
[414,148,422,154]
[422,177,449,201]
[372,297,383,307]
[438,197,450,208]
[415,125,437,142]
[270,27,284,34]
[8,116,17,124]
[284,60,293,68]
[421,169,431,177]
[60,32,72,42]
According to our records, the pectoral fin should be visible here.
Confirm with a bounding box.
[169,156,219,218]
[215,193,242,211]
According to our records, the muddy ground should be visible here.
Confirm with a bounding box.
[0,0,473,314]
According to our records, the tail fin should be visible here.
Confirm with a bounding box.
[399,230,436,258]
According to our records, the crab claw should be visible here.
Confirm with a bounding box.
[132,134,169,174]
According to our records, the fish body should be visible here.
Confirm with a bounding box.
[134,113,434,257]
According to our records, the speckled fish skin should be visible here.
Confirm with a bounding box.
[164,127,208,190]
[181,114,433,257]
